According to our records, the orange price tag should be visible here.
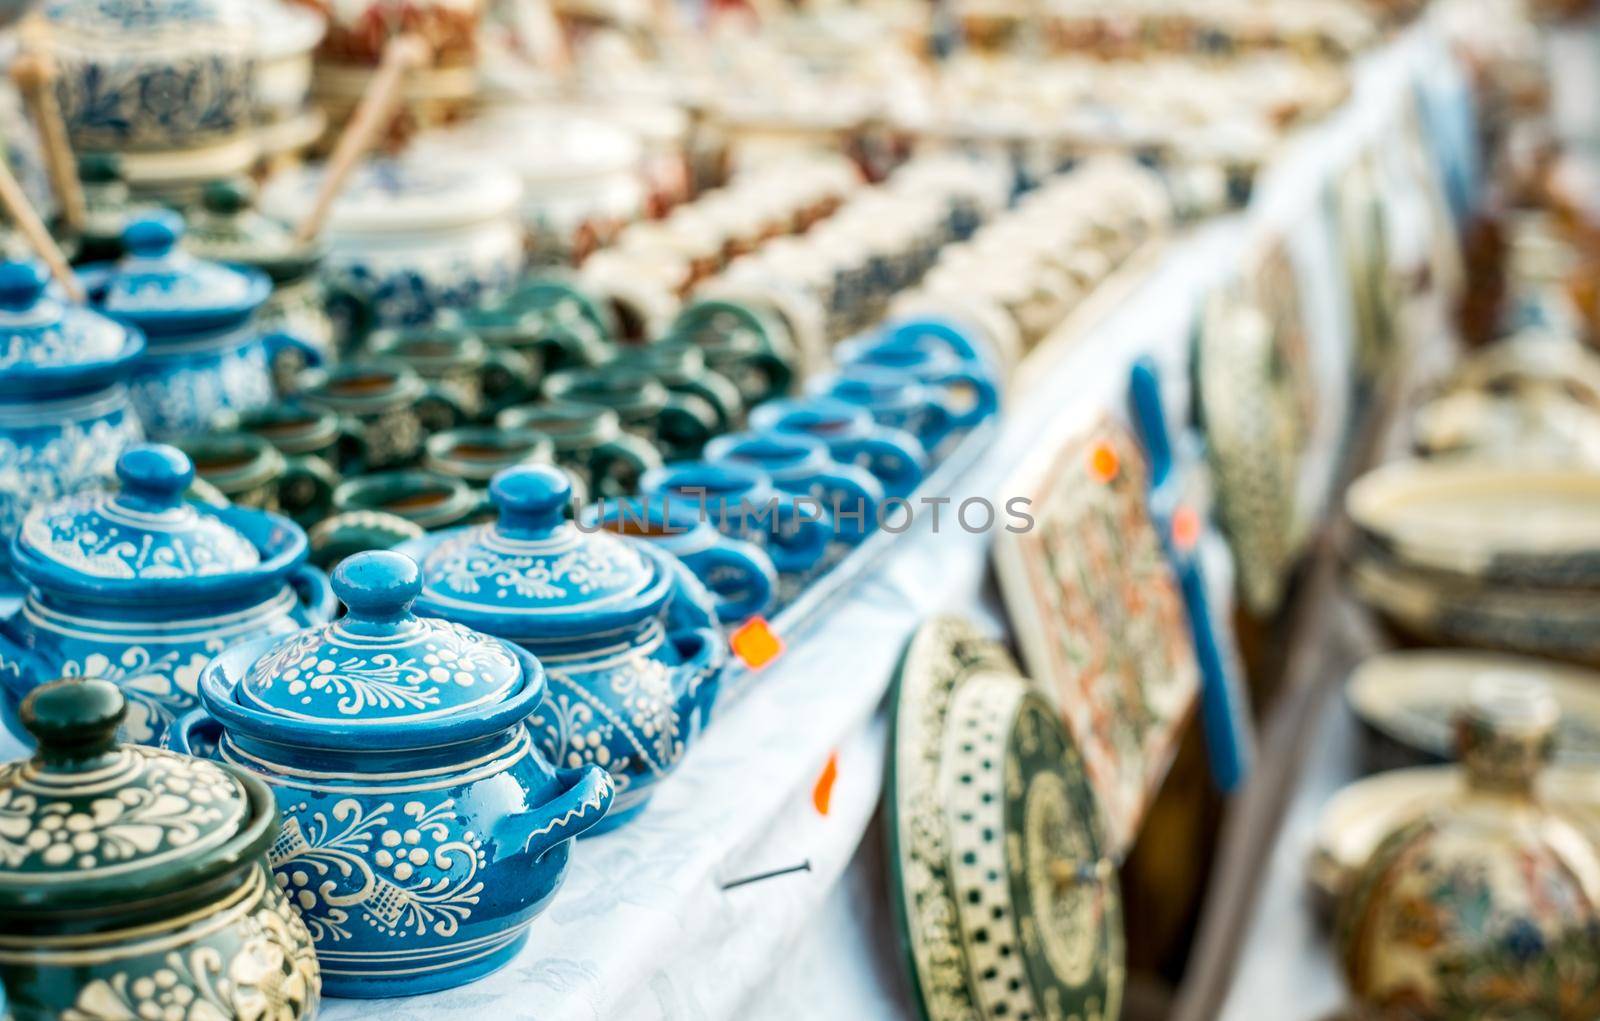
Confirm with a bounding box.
[731,617,783,670]
[1088,441,1120,484]
[1172,504,1201,554]
[812,751,838,816]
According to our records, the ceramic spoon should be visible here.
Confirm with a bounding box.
[1128,356,1251,792]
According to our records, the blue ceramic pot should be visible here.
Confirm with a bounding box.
[80,212,317,439]
[879,316,990,365]
[582,495,777,625]
[0,445,335,746]
[748,395,927,499]
[399,466,725,833]
[832,335,999,452]
[704,430,884,549]
[179,551,614,998]
[0,261,146,571]
[819,363,994,457]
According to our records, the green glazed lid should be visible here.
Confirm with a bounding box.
[0,678,274,912]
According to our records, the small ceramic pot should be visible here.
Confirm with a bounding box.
[704,430,883,549]
[295,359,464,470]
[181,551,615,997]
[612,342,745,432]
[398,467,725,831]
[0,446,336,746]
[639,460,832,583]
[450,280,611,374]
[582,495,777,624]
[544,364,720,463]
[225,404,352,524]
[833,336,1000,451]
[0,679,321,1021]
[820,364,989,458]
[367,324,535,422]
[749,395,927,498]
[497,400,662,499]
[307,509,424,573]
[423,425,565,491]
[671,299,797,406]
[176,430,289,511]
[332,470,490,531]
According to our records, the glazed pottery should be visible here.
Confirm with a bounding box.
[180,551,615,997]
[582,495,777,624]
[176,430,291,512]
[0,260,145,565]
[332,470,490,531]
[248,0,325,129]
[367,325,535,422]
[1338,678,1600,1019]
[70,153,139,265]
[225,404,350,524]
[496,400,661,500]
[295,359,462,470]
[398,466,725,831]
[450,279,612,373]
[0,678,321,1020]
[544,364,721,463]
[821,365,986,460]
[80,212,317,440]
[748,395,927,498]
[639,460,832,584]
[423,425,567,492]
[704,430,883,549]
[611,342,745,432]
[307,509,423,573]
[671,300,797,407]
[0,445,335,746]
[834,331,1001,437]
[261,156,524,333]
[886,617,1124,1021]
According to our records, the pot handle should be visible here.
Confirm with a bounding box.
[517,765,615,860]
[290,564,338,624]
[262,331,325,378]
[668,625,726,732]
[169,706,224,759]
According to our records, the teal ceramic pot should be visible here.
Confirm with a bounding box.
[307,509,424,573]
[223,405,348,525]
[497,400,661,499]
[748,395,926,498]
[367,324,536,423]
[333,469,491,531]
[398,466,725,832]
[446,298,603,378]
[177,430,288,510]
[611,341,745,432]
[0,260,146,571]
[670,298,796,406]
[295,359,464,470]
[0,678,321,1021]
[0,445,335,746]
[79,212,319,440]
[180,551,614,997]
[544,364,720,462]
[705,430,884,549]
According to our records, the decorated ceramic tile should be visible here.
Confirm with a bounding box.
[992,418,1199,853]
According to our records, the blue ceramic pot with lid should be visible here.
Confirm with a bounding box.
[398,465,725,833]
[0,444,335,745]
[80,211,317,439]
[0,259,145,569]
[177,551,614,998]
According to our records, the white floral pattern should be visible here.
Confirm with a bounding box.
[129,342,274,440]
[423,530,645,609]
[58,645,216,745]
[22,499,260,581]
[0,410,141,545]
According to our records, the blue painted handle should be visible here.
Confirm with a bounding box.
[832,426,926,499]
[1128,358,1173,488]
[1177,553,1250,792]
[802,464,882,546]
[520,766,615,858]
[766,492,832,576]
[694,540,777,624]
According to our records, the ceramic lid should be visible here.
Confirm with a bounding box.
[17,445,261,580]
[186,178,322,282]
[0,260,143,385]
[408,465,672,640]
[261,156,521,236]
[0,678,267,911]
[85,211,270,334]
[45,0,252,51]
[235,551,524,725]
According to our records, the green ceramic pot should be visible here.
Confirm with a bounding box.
[307,509,425,573]
[332,468,491,530]
[448,301,607,379]
[544,364,720,462]
[366,325,536,423]
[611,341,745,432]
[422,424,573,487]
[175,431,340,526]
[496,399,661,499]
[225,404,352,523]
[0,679,321,1021]
[670,298,796,406]
[295,359,465,470]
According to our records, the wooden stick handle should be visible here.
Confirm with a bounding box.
[0,150,83,302]
[11,52,85,234]
[294,33,429,244]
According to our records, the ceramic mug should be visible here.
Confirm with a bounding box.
[367,324,536,422]
[332,469,491,531]
[704,430,883,548]
[497,399,662,499]
[543,364,720,462]
[833,335,1000,444]
[639,460,831,581]
[819,364,989,457]
[611,341,745,432]
[295,359,464,469]
[224,404,353,522]
[175,431,338,519]
[582,495,777,624]
[749,395,927,498]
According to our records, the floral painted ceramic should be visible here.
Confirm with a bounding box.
[0,678,320,1021]
[80,212,317,439]
[0,445,335,746]
[398,465,725,832]
[178,551,611,997]
[0,260,145,571]
[1338,678,1600,1019]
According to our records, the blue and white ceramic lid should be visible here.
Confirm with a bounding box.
[17,445,261,581]
[0,260,143,384]
[407,465,674,640]
[83,211,270,335]
[45,0,252,50]
[235,551,524,725]
[260,156,520,236]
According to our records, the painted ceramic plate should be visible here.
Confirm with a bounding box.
[993,417,1199,853]
[1348,650,1600,768]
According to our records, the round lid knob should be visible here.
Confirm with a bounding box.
[122,211,183,259]
[77,152,122,185]
[1457,673,1558,794]
[115,444,194,511]
[0,260,47,313]
[333,550,422,624]
[20,678,125,765]
[491,464,572,538]
[201,178,254,216]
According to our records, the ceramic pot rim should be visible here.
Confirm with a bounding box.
[78,260,272,336]
[0,320,146,394]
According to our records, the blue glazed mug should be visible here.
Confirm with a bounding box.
[582,495,776,624]
[748,395,927,499]
[703,430,883,548]
[833,335,1000,447]
[639,460,831,581]
[879,315,990,365]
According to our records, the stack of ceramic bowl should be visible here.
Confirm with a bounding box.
[1345,455,1600,664]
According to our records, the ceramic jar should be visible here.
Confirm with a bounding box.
[366,325,536,423]
[0,678,321,1021]
[398,466,725,831]
[0,445,335,746]
[262,156,524,334]
[749,395,927,498]
[1338,678,1600,1018]
[81,212,317,440]
[180,551,615,997]
[295,360,463,471]
[497,400,661,500]
[0,260,145,569]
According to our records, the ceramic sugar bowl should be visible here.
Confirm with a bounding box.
[1338,678,1600,1019]
[399,465,725,832]
[0,445,335,746]
[0,678,320,1021]
[180,551,614,997]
